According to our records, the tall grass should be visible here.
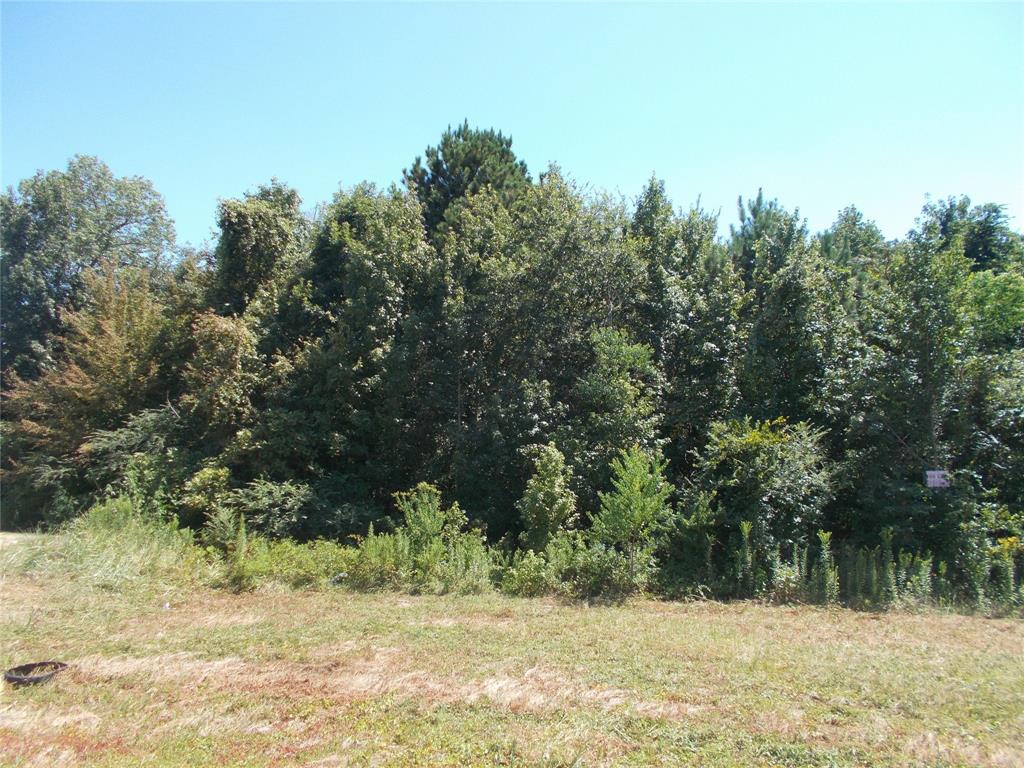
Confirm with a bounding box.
[226,536,355,590]
[345,525,494,595]
[1,495,206,591]
[5,492,1019,613]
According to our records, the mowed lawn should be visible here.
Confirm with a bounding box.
[1,570,1022,767]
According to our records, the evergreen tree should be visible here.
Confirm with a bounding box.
[404,121,530,237]
[591,447,674,582]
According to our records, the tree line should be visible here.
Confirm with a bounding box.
[3,123,1022,604]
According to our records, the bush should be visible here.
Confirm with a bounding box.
[345,527,414,591]
[989,537,1020,608]
[687,418,832,582]
[344,483,495,595]
[563,542,641,600]
[768,558,805,604]
[589,447,673,587]
[180,466,232,531]
[428,531,494,595]
[397,482,467,549]
[893,552,934,610]
[228,536,354,590]
[501,549,553,597]
[766,545,808,604]
[516,443,578,551]
[812,530,840,605]
[228,478,313,539]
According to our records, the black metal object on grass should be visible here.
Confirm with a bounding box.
[4,661,68,687]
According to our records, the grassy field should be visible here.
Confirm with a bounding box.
[1,537,1023,767]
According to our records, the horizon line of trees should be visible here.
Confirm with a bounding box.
[2,122,1022,602]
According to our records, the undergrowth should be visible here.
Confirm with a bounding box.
[1,495,208,591]
[3,490,1021,618]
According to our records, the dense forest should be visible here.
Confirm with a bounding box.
[3,125,1023,606]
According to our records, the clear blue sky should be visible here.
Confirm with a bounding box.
[3,2,1022,248]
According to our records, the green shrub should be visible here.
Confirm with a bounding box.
[767,545,807,604]
[397,482,467,547]
[662,492,718,597]
[893,552,934,610]
[179,466,232,530]
[563,542,640,600]
[501,549,553,597]
[229,478,314,539]
[687,418,832,581]
[735,520,755,597]
[956,519,990,609]
[228,536,354,590]
[344,483,495,595]
[516,443,578,551]
[428,531,494,595]
[851,548,869,606]
[589,447,673,586]
[989,537,1020,608]
[814,530,840,604]
[879,528,897,606]
[345,526,412,591]
[202,504,242,553]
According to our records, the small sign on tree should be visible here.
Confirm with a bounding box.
[925,470,950,488]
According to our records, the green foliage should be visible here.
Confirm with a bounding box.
[229,477,313,539]
[3,138,1022,612]
[211,180,306,313]
[500,549,553,597]
[767,545,807,604]
[1,155,174,383]
[345,483,494,595]
[687,418,832,582]
[736,520,755,597]
[404,121,530,236]
[1,265,176,526]
[180,312,262,439]
[588,447,674,591]
[989,537,1020,607]
[813,530,840,605]
[500,529,643,601]
[955,518,990,609]
[395,482,466,548]
[2,495,204,591]
[914,196,1024,272]
[730,189,807,291]
[227,536,354,590]
[561,541,639,600]
[962,270,1024,352]
[180,466,232,528]
[659,240,747,478]
[741,249,840,425]
[516,443,577,551]
[562,329,663,505]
